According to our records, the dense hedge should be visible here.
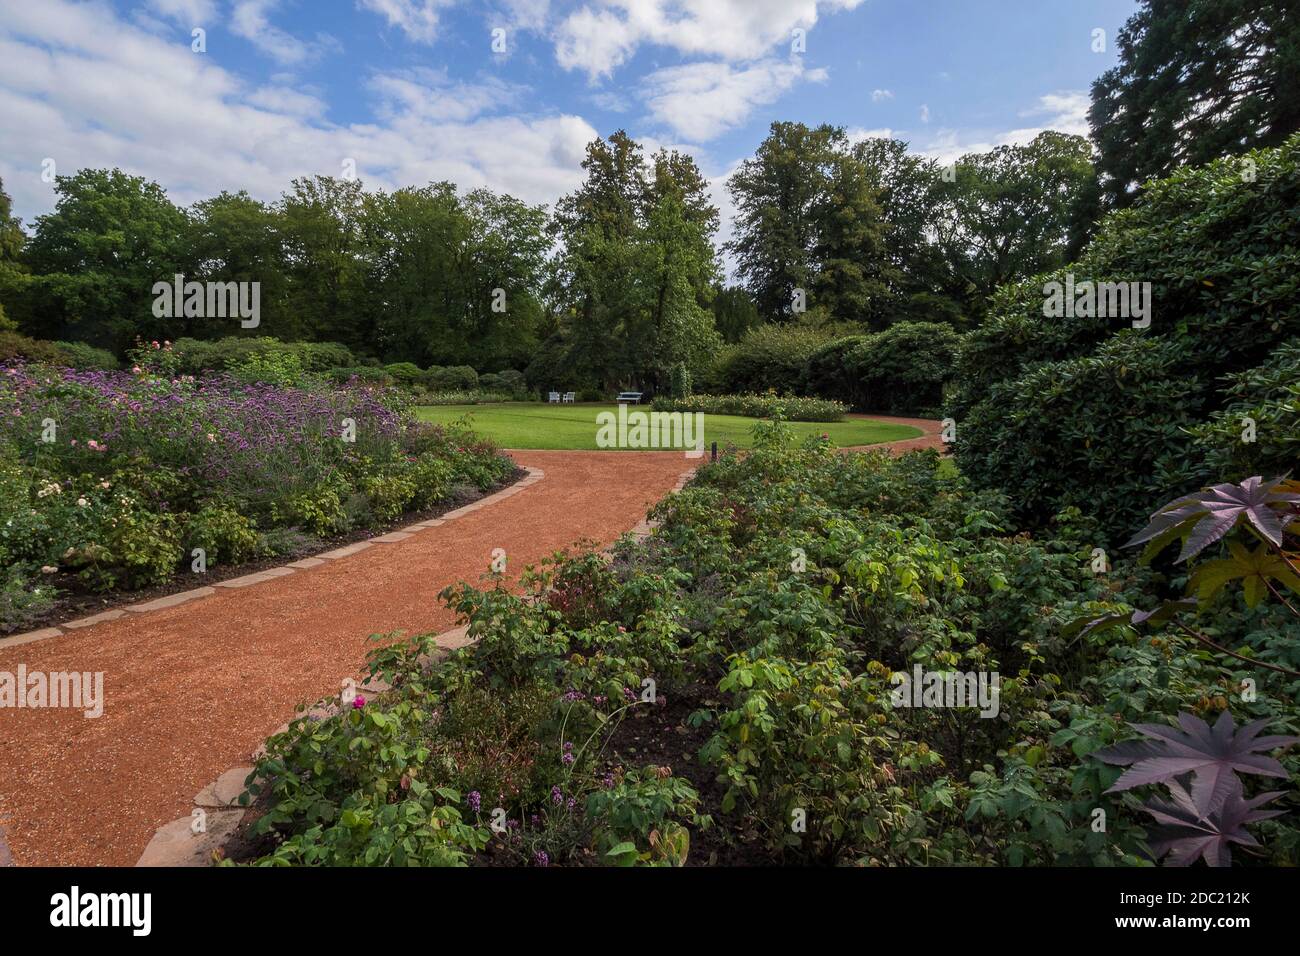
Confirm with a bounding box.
[0,331,118,370]
[651,392,847,422]
[951,136,1300,541]
[843,321,961,415]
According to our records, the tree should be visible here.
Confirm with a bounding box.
[727,122,889,327]
[712,286,759,343]
[277,175,368,351]
[183,190,287,339]
[1090,0,1300,207]
[932,132,1096,317]
[851,138,962,325]
[0,177,27,331]
[21,169,187,350]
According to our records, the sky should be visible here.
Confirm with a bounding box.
[0,0,1141,250]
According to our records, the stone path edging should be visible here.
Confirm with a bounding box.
[0,468,544,651]
[131,466,688,868]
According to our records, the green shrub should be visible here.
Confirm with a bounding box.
[184,504,260,567]
[52,340,119,370]
[413,390,511,405]
[426,365,479,391]
[651,392,847,422]
[713,324,834,395]
[951,136,1300,542]
[383,362,425,386]
[1189,343,1300,484]
[846,321,961,415]
[0,331,69,365]
[803,335,871,407]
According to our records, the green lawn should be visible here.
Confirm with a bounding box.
[415,402,921,450]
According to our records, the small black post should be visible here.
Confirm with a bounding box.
[711,441,718,462]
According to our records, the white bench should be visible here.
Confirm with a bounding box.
[616,391,643,404]
[548,391,560,403]
[562,391,575,403]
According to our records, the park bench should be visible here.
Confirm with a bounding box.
[616,391,643,404]
[562,391,575,402]
[548,391,560,403]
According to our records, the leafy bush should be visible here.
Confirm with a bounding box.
[52,341,119,370]
[383,362,425,386]
[184,504,260,567]
[425,365,479,391]
[951,136,1300,542]
[845,321,961,415]
[712,324,834,395]
[651,392,847,422]
[412,390,511,405]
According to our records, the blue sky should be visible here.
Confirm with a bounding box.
[0,0,1140,236]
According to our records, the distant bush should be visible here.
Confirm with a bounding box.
[0,331,69,365]
[53,340,119,370]
[383,362,425,386]
[478,369,527,397]
[712,325,834,395]
[414,390,512,405]
[167,337,357,376]
[426,365,479,391]
[845,321,961,415]
[652,392,847,422]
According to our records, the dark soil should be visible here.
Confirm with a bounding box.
[8,467,525,635]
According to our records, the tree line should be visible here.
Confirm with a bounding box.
[0,0,1293,392]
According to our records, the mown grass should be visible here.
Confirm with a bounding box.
[413,402,922,450]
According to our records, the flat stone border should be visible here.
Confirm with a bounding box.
[0,823,13,867]
[0,468,543,653]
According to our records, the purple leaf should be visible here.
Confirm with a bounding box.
[1094,711,1298,817]
[1125,477,1300,563]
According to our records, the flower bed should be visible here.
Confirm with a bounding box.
[0,359,516,630]
[236,421,1300,866]
[651,392,847,422]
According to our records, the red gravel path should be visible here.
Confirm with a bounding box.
[0,451,694,867]
[0,425,938,867]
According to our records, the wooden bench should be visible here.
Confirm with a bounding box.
[616,391,643,404]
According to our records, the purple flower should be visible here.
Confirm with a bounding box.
[603,773,615,789]
[551,785,563,806]
[352,696,366,709]
[467,790,481,813]
[533,850,549,867]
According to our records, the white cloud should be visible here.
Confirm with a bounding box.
[919,103,930,123]
[144,0,218,23]
[368,69,524,122]
[847,126,894,144]
[231,0,340,65]
[642,57,826,142]
[554,0,865,81]
[357,0,457,44]
[870,89,893,102]
[0,1,596,227]
[917,91,1091,165]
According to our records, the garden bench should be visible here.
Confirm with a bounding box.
[548,391,560,403]
[562,391,575,403]
[616,391,643,404]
